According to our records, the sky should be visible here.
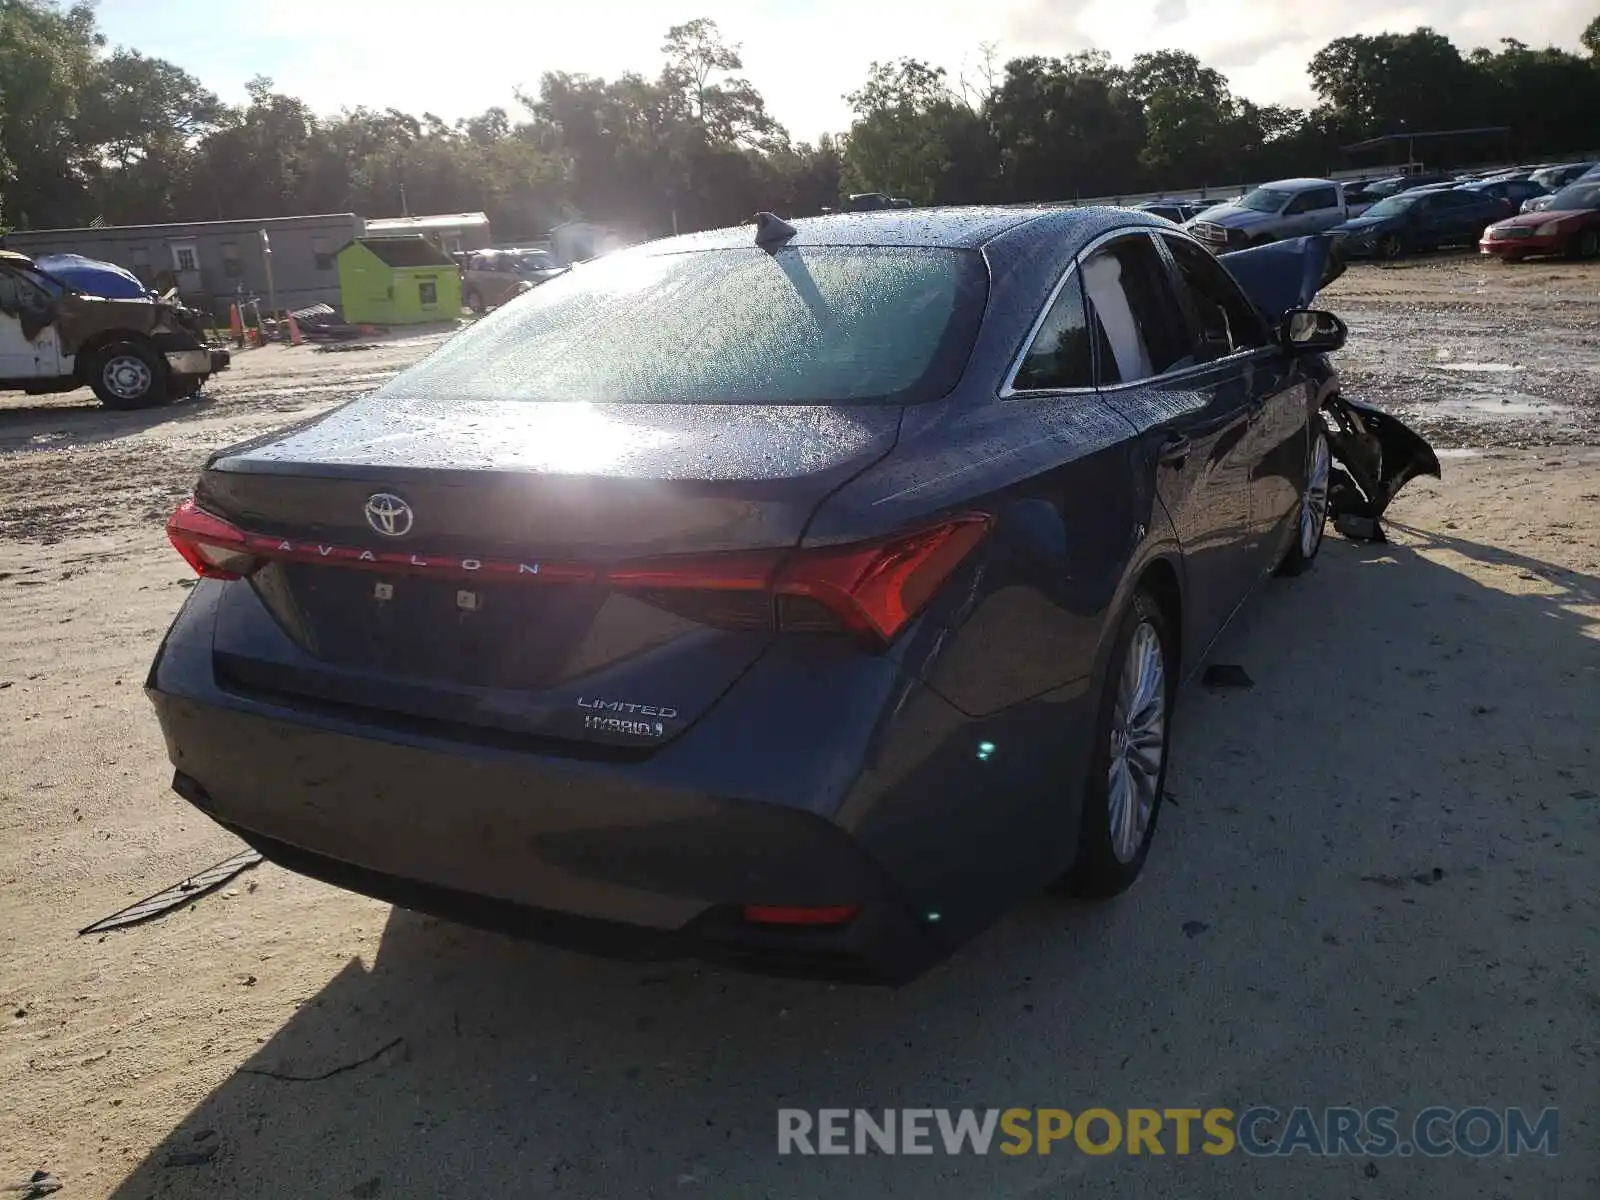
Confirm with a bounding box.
[95,0,1597,142]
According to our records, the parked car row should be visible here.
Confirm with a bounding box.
[1177,158,1600,263]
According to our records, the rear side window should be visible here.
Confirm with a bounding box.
[1285,187,1339,214]
[1013,271,1093,390]
[1079,234,1189,385]
[1161,235,1270,360]
[381,245,988,406]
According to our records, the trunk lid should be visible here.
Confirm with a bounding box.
[200,394,903,749]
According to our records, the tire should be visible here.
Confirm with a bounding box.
[1277,424,1330,576]
[1060,590,1175,899]
[465,288,485,313]
[1572,228,1599,260]
[87,341,168,411]
[1376,232,1404,261]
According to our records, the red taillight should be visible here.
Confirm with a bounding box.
[163,497,990,643]
[167,499,261,580]
[742,904,860,927]
[610,515,992,642]
[774,516,992,641]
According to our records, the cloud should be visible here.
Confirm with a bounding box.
[94,0,1600,141]
[1153,0,1188,25]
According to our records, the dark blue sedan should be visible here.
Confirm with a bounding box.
[1333,188,1510,259]
[149,209,1436,982]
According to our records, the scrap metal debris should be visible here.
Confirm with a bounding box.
[78,849,262,936]
[3,1171,62,1198]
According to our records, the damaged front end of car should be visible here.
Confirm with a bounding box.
[35,253,230,378]
[1221,234,1441,541]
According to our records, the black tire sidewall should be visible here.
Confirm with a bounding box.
[1379,233,1403,260]
[88,341,168,411]
[1576,229,1599,259]
[1064,590,1175,898]
[466,290,484,312]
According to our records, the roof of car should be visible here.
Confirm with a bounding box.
[1260,178,1339,190]
[0,250,33,264]
[631,206,1155,254]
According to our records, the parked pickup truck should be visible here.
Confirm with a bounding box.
[1184,178,1349,252]
[0,250,229,410]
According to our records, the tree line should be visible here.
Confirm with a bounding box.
[3,1,1599,241]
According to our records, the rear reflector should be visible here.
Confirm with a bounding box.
[742,904,860,927]
[166,498,991,643]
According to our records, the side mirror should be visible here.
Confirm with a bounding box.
[1284,308,1347,354]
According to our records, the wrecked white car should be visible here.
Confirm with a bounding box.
[0,250,230,410]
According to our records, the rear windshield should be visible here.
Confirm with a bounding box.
[380,245,989,406]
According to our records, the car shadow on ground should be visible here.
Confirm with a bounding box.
[0,390,220,452]
[105,523,1599,1200]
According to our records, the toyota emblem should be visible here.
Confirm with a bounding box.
[364,493,414,538]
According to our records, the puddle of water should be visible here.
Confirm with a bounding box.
[1436,448,1483,458]
[1430,392,1571,417]
[1434,362,1521,373]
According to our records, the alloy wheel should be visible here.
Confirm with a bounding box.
[1107,622,1167,864]
[103,355,152,401]
[1301,433,1330,559]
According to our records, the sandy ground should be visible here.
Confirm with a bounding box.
[2,264,1598,1198]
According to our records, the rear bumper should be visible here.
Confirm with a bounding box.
[144,583,1083,982]
[174,770,940,982]
[151,684,948,982]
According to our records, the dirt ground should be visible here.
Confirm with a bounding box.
[1,262,1597,1198]
[1327,252,1600,449]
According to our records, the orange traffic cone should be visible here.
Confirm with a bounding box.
[285,312,303,346]
[229,303,245,348]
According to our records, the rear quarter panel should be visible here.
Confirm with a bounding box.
[805,387,1168,922]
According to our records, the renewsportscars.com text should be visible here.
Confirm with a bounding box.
[777,1106,1559,1157]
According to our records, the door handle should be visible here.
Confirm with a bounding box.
[1157,434,1192,467]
